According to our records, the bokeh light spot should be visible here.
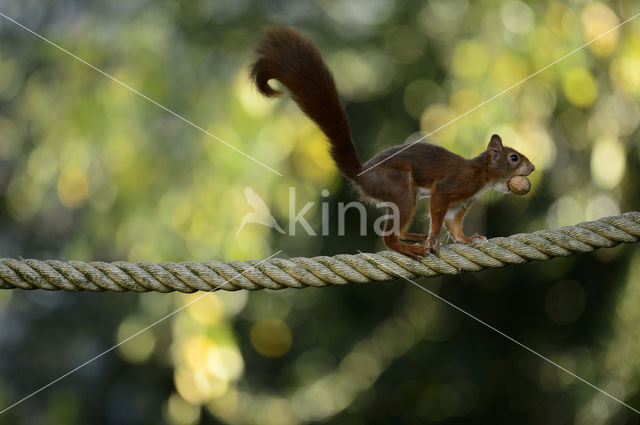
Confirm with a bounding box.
[451,41,489,80]
[492,54,528,89]
[590,137,625,189]
[117,316,156,363]
[57,164,89,207]
[384,26,426,64]
[0,116,20,160]
[186,294,224,325]
[420,104,457,144]
[501,1,535,34]
[163,393,201,425]
[403,79,443,119]
[610,53,640,95]
[562,68,597,108]
[206,346,244,382]
[585,193,619,221]
[319,0,394,28]
[546,3,577,38]
[250,318,292,358]
[547,196,583,228]
[581,2,619,56]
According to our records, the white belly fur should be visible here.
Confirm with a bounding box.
[445,183,494,220]
[416,187,431,199]
[419,183,495,221]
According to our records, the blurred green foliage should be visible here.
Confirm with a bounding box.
[0,0,640,424]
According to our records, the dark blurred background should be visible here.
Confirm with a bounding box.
[0,0,639,424]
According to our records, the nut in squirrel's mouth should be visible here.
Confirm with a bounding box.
[508,175,532,195]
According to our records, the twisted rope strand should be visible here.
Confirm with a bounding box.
[1,212,638,292]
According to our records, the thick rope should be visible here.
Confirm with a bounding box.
[1,212,638,292]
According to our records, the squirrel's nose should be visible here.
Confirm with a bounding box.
[530,163,536,172]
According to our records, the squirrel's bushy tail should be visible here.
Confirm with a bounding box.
[250,26,361,179]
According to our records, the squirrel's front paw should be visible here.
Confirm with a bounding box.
[454,236,473,244]
[454,234,486,244]
[425,238,440,252]
[470,234,487,242]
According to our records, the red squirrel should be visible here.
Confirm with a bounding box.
[250,27,535,258]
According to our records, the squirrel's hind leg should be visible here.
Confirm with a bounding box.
[400,232,428,242]
[377,169,427,259]
[382,204,427,259]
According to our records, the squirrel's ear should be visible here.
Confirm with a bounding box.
[488,134,502,160]
[488,134,503,150]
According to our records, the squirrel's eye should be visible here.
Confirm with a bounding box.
[509,154,519,162]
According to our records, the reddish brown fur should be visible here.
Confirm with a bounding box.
[250,27,361,179]
[250,27,535,258]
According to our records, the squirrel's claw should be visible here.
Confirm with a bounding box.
[398,243,427,260]
[454,234,487,244]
